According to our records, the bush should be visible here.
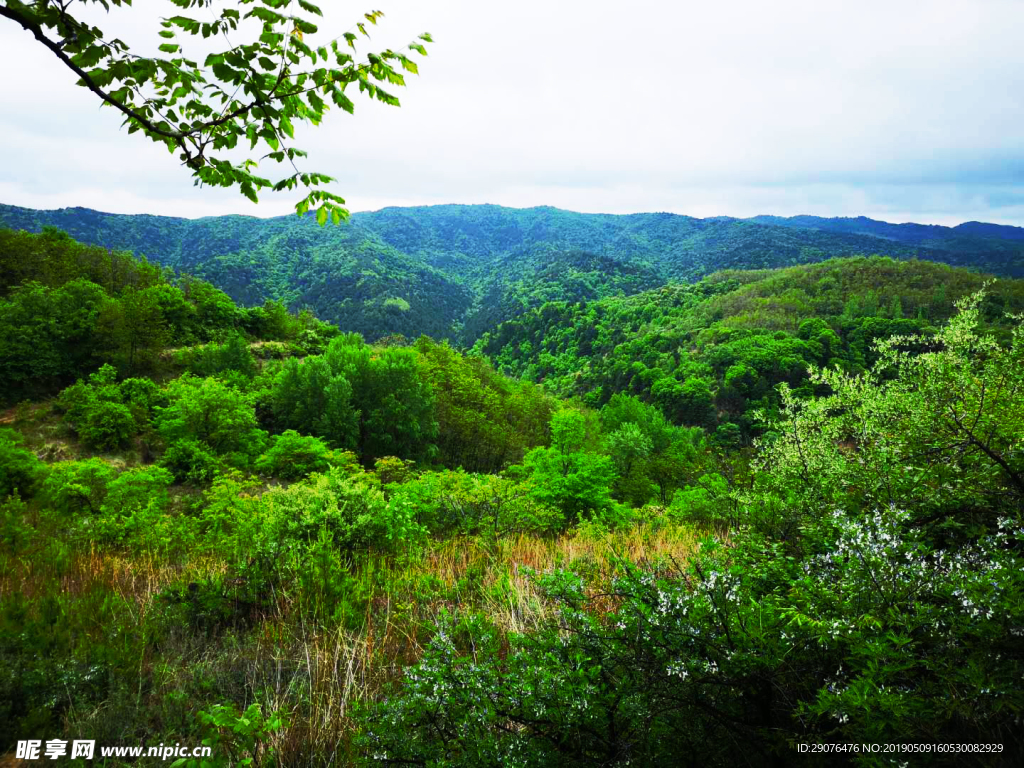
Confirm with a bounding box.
[39,459,117,516]
[255,430,338,480]
[119,376,163,421]
[157,375,266,465]
[358,512,1024,764]
[181,703,287,768]
[0,427,46,499]
[77,400,137,451]
[101,465,174,515]
[391,469,561,538]
[160,439,220,484]
[177,333,258,378]
[289,526,371,629]
[260,468,424,554]
[0,492,33,552]
[668,472,733,525]
[56,365,145,450]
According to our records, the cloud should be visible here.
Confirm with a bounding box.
[2,0,1023,224]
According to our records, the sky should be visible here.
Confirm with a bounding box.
[2,0,1024,225]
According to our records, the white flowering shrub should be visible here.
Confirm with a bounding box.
[356,293,1024,765]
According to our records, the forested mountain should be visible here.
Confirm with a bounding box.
[4,202,1024,345]
[0,205,472,341]
[748,212,1024,251]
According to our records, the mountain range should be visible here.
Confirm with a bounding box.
[3,202,1023,342]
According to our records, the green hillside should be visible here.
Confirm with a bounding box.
[477,256,1024,438]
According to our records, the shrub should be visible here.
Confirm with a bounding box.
[39,459,117,516]
[391,469,561,538]
[0,427,46,498]
[119,376,162,422]
[160,439,220,484]
[186,702,286,768]
[668,472,733,525]
[0,492,33,552]
[255,430,336,480]
[358,512,1024,764]
[157,375,266,465]
[56,365,145,450]
[177,333,257,378]
[77,400,136,451]
[260,468,424,554]
[101,465,174,515]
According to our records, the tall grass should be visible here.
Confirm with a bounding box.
[2,505,704,765]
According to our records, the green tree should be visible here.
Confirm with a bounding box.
[756,290,1024,541]
[270,355,359,449]
[352,346,438,463]
[40,458,117,515]
[256,430,337,480]
[518,410,617,524]
[97,286,169,375]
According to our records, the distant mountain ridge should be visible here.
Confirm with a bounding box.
[2,202,1023,342]
[745,214,1024,249]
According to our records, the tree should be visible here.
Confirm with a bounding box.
[270,355,360,449]
[0,0,431,222]
[754,289,1024,541]
[98,286,169,375]
[518,410,617,524]
[255,430,337,480]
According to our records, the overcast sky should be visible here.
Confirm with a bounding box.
[2,0,1024,224]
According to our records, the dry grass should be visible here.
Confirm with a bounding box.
[3,507,706,766]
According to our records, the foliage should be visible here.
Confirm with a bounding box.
[172,702,286,768]
[415,337,556,472]
[259,467,425,554]
[515,410,618,525]
[0,428,46,499]
[255,430,339,480]
[5,212,1024,767]
[177,334,257,379]
[157,375,266,466]
[268,353,359,450]
[39,458,117,516]
[482,257,1024,437]
[0,1,431,221]
[391,469,561,539]
[0,228,253,400]
[269,334,438,463]
[8,204,1024,347]
[750,290,1024,542]
[92,466,175,547]
[159,438,221,485]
